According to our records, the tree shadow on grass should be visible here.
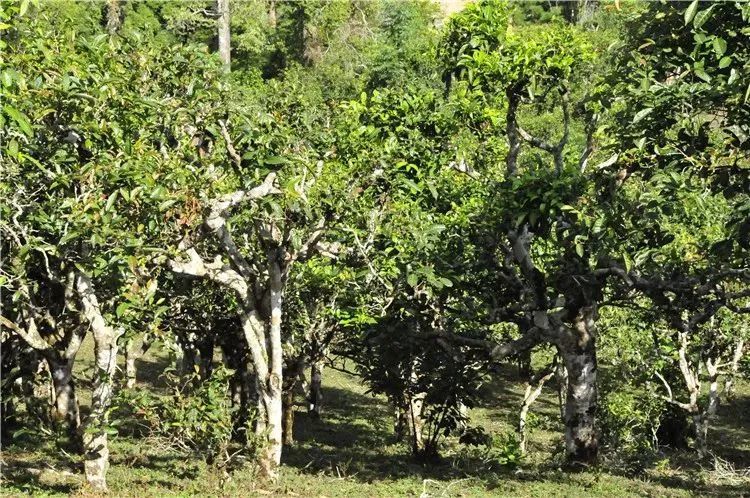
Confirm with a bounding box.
[282,385,521,487]
[711,393,750,466]
[131,355,172,390]
[1,448,81,496]
[282,373,750,496]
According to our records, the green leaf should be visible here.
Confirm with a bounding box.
[632,107,653,123]
[159,199,177,211]
[596,154,619,170]
[1,71,13,87]
[264,156,287,165]
[693,5,714,29]
[623,252,633,273]
[683,0,699,25]
[528,211,539,227]
[693,66,711,82]
[116,302,130,318]
[718,56,731,69]
[3,105,32,137]
[713,37,727,57]
[406,273,418,287]
[105,191,118,212]
[575,242,584,258]
[728,68,738,85]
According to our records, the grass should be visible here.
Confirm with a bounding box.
[2,335,749,497]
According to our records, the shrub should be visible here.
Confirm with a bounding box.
[113,365,246,470]
[599,388,664,454]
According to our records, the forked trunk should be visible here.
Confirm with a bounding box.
[560,306,598,465]
[694,357,720,458]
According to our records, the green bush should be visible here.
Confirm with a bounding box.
[458,427,523,470]
[599,388,664,454]
[113,365,244,468]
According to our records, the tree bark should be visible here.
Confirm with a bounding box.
[394,402,408,442]
[181,344,197,378]
[518,366,554,454]
[560,306,598,465]
[694,357,720,457]
[124,334,153,388]
[105,0,122,34]
[76,272,123,491]
[555,357,568,421]
[724,338,744,399]
[407,363,426,456]
[281,355,307,445]
[47,356,80,435]
[268,0,277,29]
[408,391,425,456]
[124,348,136,389]
[309,360,323,417]
[505,89,521,176]
[27,355,54,424]
[282,388,294,446]
[257,257,284,479]
[217,0,231,71]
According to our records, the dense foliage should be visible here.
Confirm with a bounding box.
[1,0,748,493]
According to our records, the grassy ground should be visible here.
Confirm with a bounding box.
[2,337,749,497]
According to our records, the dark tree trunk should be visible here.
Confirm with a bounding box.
[394,401,408,442]
[47,356,80,436]
[559,306,599,465]
[308,361,323,418]
[282,388,294,446]
[197,335,215,380]
[517,349,531,378]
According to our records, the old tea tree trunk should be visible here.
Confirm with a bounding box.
[558,305,599,465]
[76,272,124,491]
[216,0,231,71]
[171,172,329,479]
